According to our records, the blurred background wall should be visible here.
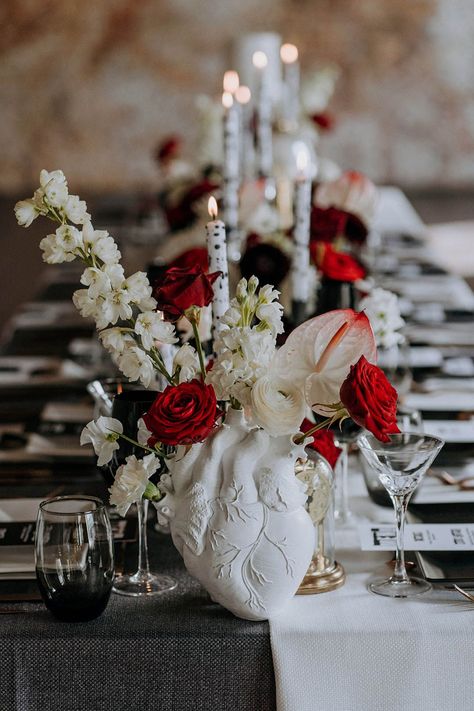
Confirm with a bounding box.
[2,0,474,194]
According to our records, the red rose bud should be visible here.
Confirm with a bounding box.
[153,265,221,321]
[300,419,342,469]
[155,135,181,164]
[339,356,400,443]
[311,112,335,131]
[143,380,220,446]
[315,243,366,282]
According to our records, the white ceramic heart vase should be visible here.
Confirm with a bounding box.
[156,409,315,621]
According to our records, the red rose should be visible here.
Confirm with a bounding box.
[311,206,348,243]
[310,206,368,245]
[153,265,221,321]
[169,247,209,273]
[300,419,342,469]
[339,356,400,443]
[314,243,366,282]
[143,380,220,446]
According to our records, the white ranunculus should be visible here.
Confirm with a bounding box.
[118,346,156,387]
[80,416,123,466]
[39,169,68,208]
[173,343,200,383]
[15,199,38,227]
[109,453,159,516]
[135,312,178,351]
[250,374,305,436]
[359,287,405,349]
[64,194,89,224]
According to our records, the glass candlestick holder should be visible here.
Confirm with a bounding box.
[295,449,345,594]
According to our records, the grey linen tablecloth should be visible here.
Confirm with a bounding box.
[0,531,276,711]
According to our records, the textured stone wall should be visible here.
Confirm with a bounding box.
[1,0,474,193]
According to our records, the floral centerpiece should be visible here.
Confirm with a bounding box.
[16,170,399,620]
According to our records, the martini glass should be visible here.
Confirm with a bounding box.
[357,432,444,598]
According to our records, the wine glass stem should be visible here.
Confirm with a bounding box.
[335,442,351,522]
[391,494,409,583]
[136,498,151,577]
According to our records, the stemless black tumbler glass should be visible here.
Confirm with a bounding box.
[35,496,114,622]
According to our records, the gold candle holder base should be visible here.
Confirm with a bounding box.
[296,557,346,595]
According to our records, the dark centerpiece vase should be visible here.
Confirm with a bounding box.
[315,277,357,316]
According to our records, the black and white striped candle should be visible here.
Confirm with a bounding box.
[291,149,312,317]
[206,197,230,343]
[280,43,300,130]
[222,91,241,260]
[253,51,273,178]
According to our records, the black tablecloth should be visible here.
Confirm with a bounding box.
[0,530,276,711]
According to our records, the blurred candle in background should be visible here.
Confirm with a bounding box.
[280,43,300,130]
[291,144,312,324]
[223,70,240,95]
[206,196,230,341]
[235,84,254,180]
[253,51,273,179]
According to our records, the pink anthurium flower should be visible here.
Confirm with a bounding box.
[273,309,376,415]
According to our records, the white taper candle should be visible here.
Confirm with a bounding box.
[291,148,312,303]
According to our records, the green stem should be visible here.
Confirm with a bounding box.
[107,429,163,457]
[293,418,334,445]
[191,318,206,380]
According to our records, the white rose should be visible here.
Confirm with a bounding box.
[250,374,305,436]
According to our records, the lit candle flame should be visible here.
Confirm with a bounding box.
[208,196,218,219]
[222,91,233,109]
[223,70,240,94]
[117,382,123,395]
[280,43,298,64]
[235,85,251,104]
[252,50,268,69]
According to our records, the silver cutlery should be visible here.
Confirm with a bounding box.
[454,585,474,603]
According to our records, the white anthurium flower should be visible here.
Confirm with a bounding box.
[315,171,378,228]
[39,169,68,208]
[118,346,156,387]
[109,453,159,517]
[72,289,99,320]
[64,194,89,224]
[359,287,405,349]
[80,416,123,466]
[250,373,306,437]
[273,309,376,415]
[14,199,39,227]
[99,327,135,355]
[173,343,200,383]
[135,312,178,351]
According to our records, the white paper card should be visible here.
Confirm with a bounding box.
[359,523,474,551]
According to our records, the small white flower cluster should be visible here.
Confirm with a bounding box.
[206,277,284,410]
[15,170,191,389]
[359,287,405,349]
[15,169,89,231]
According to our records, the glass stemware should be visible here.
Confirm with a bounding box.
[35,496,114,621]
[357,432,444,597]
